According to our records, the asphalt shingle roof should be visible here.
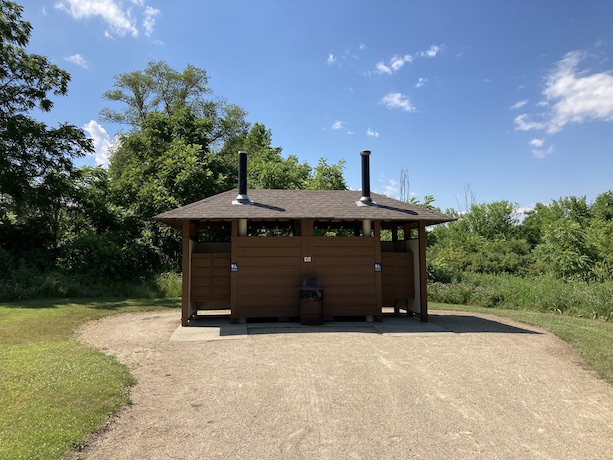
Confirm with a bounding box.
[154,189,455,229]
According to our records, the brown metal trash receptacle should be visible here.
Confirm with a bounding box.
[300,278,323,325]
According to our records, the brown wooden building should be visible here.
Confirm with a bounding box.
[154,151,454,326]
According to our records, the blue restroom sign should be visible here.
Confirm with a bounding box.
[231,262,238,272]
[374,262,382,272]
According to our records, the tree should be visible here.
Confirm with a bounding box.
[305,158,347,190]
[0,1,92,263]
[533,219,596,281]
[101,61,247,145]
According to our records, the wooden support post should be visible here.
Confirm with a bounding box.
[374,220,383,320]
[230,219,239,324]
[418,221,428,322]
[181,220,197,327]
[391,223,398,243]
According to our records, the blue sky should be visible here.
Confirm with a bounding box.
[23,0,613,213]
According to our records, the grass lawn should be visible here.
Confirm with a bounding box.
[431,302,613,385]
[0,298,179,460]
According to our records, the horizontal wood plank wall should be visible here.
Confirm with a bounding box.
[191,253,231,309]
[235,237,302,318]
[381,252,415,306]
[309,237,378,316]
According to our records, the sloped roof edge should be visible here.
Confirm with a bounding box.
[154,189,456,229]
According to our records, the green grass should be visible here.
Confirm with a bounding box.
[428,273,613,320]
[0,298,179,460]
[430,302,613,385]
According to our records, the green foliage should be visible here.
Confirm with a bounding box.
[533,219,596,281]
[0,1,93,284]
[0,1,92,212]
[306,158,347,190]
[428,273,613,320]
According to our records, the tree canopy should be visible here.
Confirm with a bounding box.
[0,1,92,272]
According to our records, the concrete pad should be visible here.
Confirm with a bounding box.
[170,320,247,342]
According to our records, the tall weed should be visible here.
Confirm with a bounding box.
[429,273,613,320]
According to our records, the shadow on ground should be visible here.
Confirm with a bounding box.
[174,310,540,341]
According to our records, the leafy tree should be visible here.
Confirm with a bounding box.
[533,219,596,281]
[243,123,311,189]
[428,201,532,276]
[305,158,347,190]
[0,1,92,266]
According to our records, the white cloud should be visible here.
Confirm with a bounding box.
[55,0,138,37]
[64,53,87,68]
[55,0,160,38]
[532,145,554,159]
[327,53,337,65]
[415,77,428,88]
[359,43,366,50]
[347,130,354,135]
[373,44,442,75]
[420,44,442,58]
[375,54,412,75]
[83,120,112,167]
[529,138,544,147]
[514,114,545,131]
[367,128,379,138]
[382,178,400,199]
[543,51,613,133]
[375,61,392,75]
[380,92,416,112]
[331,120,344,130]
[142,5,159,37]
[510,99,528,110]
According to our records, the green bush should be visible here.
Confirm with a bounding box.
[429,273,613,320]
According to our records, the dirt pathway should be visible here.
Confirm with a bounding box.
[71,310,613,459]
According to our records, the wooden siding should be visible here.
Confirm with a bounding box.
[234,237,303,318]
[381,252,415,306]
[309,237,378,317]
[191,253,231,309]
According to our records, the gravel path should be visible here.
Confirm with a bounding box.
[70,310,613,459]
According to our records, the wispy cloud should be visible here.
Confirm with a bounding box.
[514,50,613,139]
[331,120,344,130]
[375,54,413,75]
[420,44,442,57]
[143,5,159,37]
[543,51,613,133]
[532,145,554,159]
[380,92,416,112]
[64,53,87,68]
[55,0,160,38]
[373,44,443,75]
[83,120,111,167]
[382,177,400,199]
[359,43,366,50]
[327,53,337,65]
[415,77,428,88]
[529,138,544,147]
[510,99,529,110]
[514,114,545,131]
[367,128,379,138]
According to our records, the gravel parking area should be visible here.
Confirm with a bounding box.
[71,310,613,459]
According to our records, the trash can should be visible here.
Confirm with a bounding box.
[300,277,323,325]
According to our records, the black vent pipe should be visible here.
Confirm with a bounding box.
[360,150,372,204]
[234,150,251,204]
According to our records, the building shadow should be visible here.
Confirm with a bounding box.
[184,310,540,337]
